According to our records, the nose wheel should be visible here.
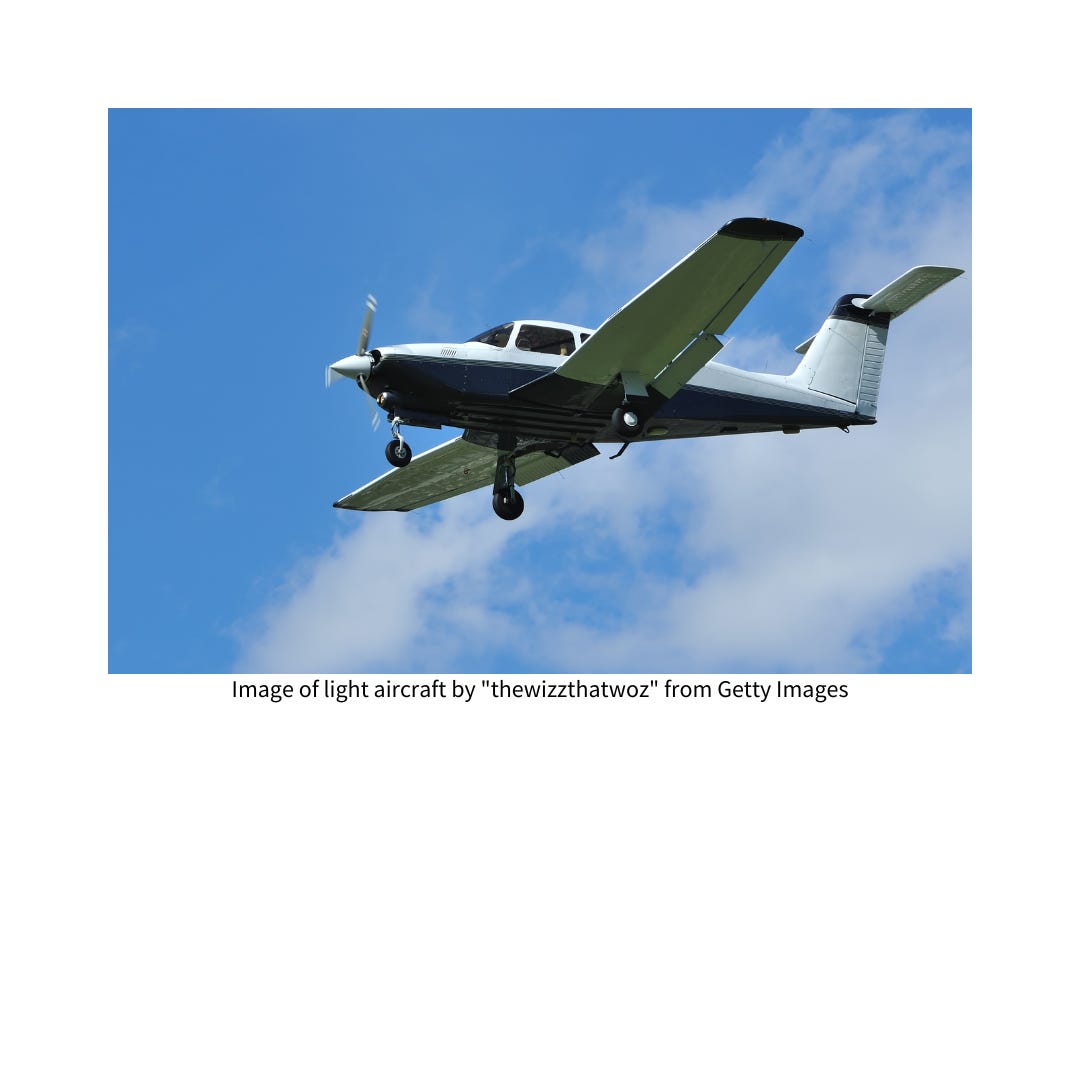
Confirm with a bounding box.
[385,418,412,468]
[385,438,412,468]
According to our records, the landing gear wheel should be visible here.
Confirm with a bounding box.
[613,406,643,439]
[385,439,412,468]
[492,489,525,521]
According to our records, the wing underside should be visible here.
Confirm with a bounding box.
[334,436,599,512]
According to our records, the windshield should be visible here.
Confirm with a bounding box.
[468,323,514,348]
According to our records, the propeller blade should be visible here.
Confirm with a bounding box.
[328,294,381,431]
[359,375,380,431]
[357,295,377,355]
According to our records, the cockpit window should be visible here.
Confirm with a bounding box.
[468,323,514,348]
[514,324,576,356]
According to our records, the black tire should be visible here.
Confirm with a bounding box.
[385,439,412,468]
[492,489,525,521]
[613,406,643,439]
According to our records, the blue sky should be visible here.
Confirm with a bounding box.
[109,108,971,673]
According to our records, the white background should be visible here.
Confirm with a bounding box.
[3,5,1077,1077]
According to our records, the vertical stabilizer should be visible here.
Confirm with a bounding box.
[791,266,963,418]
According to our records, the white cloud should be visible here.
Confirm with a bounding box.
[234,111,971,674]
[235,499,517,672]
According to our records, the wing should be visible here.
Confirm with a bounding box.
[334,436,599,512]
[513,217,803,409]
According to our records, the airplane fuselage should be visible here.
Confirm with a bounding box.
[365,319,868,448]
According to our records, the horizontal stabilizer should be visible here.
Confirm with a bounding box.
[852,266,964,316]
[794,265,964,352]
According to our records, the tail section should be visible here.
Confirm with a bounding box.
[791,266,963,418]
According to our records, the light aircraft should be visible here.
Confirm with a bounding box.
[326,218,963,520]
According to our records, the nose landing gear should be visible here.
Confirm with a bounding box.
[385,418,412,468]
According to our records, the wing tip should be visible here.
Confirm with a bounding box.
[719,217,804,243]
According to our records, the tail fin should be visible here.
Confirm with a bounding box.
[791,266,963,418]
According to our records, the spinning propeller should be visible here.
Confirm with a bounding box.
[326,295,380,430]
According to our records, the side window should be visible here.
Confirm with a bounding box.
[514,324,576,356]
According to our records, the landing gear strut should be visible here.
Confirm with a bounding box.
[491,454,524,520]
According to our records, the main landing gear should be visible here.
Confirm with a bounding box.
[385,418,412,468]
[491,454,524,521]
[612,404,644,440]
[612,372,651,441]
